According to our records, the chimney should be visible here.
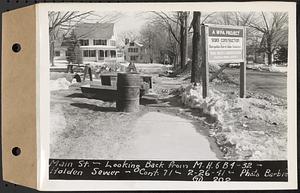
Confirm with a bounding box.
[125,38,129,45]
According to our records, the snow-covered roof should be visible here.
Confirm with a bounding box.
[134,41,143,47]
[127,40,143,47]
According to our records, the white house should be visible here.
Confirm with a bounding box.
[124,40,147,63]
[55,22,124,63]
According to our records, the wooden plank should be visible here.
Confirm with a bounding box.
[201,25,209,98]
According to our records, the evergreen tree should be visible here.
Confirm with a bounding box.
[66,30,83,65]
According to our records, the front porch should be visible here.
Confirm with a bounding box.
[81,47,117,63]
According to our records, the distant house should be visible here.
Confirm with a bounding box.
[54,39,68,60]
[55,22,124,63]
[124,40,147,63]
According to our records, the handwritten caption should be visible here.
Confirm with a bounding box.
[49,159,287,181]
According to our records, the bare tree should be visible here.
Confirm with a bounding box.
[179,11,189,69]
[140,23,173,63]
[140,24,156,63]
[117,30,140,46]
[151,11,189,69]
[190,12,202,83]
[248,12,288,65]
[48,11,93,66]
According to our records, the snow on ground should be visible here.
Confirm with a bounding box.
[120,62,172,68]
[51,60,69,68]
[50,78,71,91]
[50,72,74,82]
[180,83,287,160]
[247,63,287,73]
[267,66,287,73]
[120,62,173,74]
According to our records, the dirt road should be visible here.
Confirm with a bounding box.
[118,112,219,160]
[224,69,287,99]
[246,70,287,99]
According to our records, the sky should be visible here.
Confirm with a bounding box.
[83,11,152,37]
[114,12,151,36]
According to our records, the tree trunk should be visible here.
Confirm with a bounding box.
[185,12,188,63]
[175,44,180,70]
[191,12,201,83]
[266,38,272,65]
[180,12,187,69]
[267,52,272,65]
[50,41,55,66]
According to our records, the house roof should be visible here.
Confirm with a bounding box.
[134,41,143,47]
[74,22,114,40]
[126,40,143,47]
[60,38,74,47]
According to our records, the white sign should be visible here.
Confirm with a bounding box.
[207,26,245,63]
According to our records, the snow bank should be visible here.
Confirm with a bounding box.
[50,78,71,91]
[50,72,74,82]
[246,63,264,70]
[268,66,287,73]
[181,84,287,160]
[209,63,221,72]
[247,63,287,73]
[181,84,227,122]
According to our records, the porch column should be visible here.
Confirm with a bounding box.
[96,49,99,61]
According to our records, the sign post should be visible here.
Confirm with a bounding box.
[240,28,247,98]
[206,25,246,98]
[240,62,246,98]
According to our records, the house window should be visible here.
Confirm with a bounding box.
[83,50,96,57]
[129,42,134,46]
[110,50,116,58]
[55,51,60,57]
[83,50,89,57]
[99,50,104,57]
[79,39,89,46]
[93,39,107,45]
[128,48,138,53]
[130,55,138,61]
[65,51,71,57]
[90,50,96,57]
[110,40,116,46]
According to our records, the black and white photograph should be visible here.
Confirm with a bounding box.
[0,1,296,191]
[49,10,288,161]
[44,2,296,188]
